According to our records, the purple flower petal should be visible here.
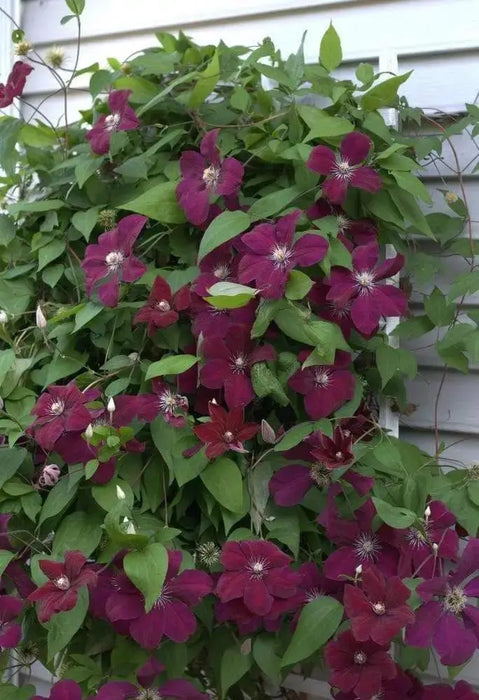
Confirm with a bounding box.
[307,145,337,175]
[340,132,372,165]
[350,166,382,193]
[322,177,348,205]
[269,464,313,506]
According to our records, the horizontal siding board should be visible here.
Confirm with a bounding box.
[22,0,479,58]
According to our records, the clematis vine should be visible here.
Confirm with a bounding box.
[307,131,382,204]
[177,129,244,225]
[95,679,208,700]
[32,680,83,700]
[29,382,93,450]
[82,214,147,307]
[238,209,328,299]
[87,89,140,155]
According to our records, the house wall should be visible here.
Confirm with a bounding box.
[12,0,479,696]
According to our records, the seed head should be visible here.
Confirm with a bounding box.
[97,209,117,230]
[45,45,66,68]
[15,40,33,56]
[196,541,221,569]
[445,191,458,204]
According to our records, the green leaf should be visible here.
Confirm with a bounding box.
[389,186,433,237]
[424,287,455,326]
[92,477,134,511]
[220,644,252,698]
[320,23,342,72]
[285,270,313,300]
[0,117,22,177]
[120,181,185,223]
[8,199,65,215]
[39,477,79,525]
[0,550,14,576]
[448,270,479,300]
[198,210,250,261]
[251,362,289,406]
[376,344,417,388]
[145,354,198,380]
[253,635,282,685]
[47,586,88,660]
[151,418,209,486]
[53,511,103,557]
[206,281,257,309]
[42,264,64,288]
[0,685,36,700]
[372,497,417,528]
[71,208,99,240]
[200,457,244,513]
[273,423,314,451]
[0,349,15,388]
[104,503,150,549]
[360,71,413,111]
[65,0,85,14]
[248,186,303,223]
[74,302,103,332]
[189,49,220,108]
[297,105,353,142]
[393,315,434,340]
[0,214,15,246]
[391,170,432,204]
[37,238,66,271]
[0,447,26,489]
[124,542,168,612]
[282,596,343,666]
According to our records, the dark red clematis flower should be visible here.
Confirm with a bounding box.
[325,629,396,699]
[325,242,407,336]
[137,378,189,427]
[86,89,139,155]
[384,500,459,579]
[194,242,239,296]
[290,562,343,627]
[269,429,372,507]
[310,426,354,470]
[320,499,399,581]
[307,198,378,248]
[29,382,93,451]
[177,129,244,225]
[200,323,276,408]
[344,565,415,645]
[28,550,97,622]
[405,538,479,666]
[193,402,258,458]
[215,596,295,635]
[308,280,354,338]
[422,681,479,700]
[288,350,355,420]
[134,276,190,336]
[95,679,208,700]
[307,132,382,205]
[0,595,23,649]
[105,550,213,650]
[32,679,82,700]
[82,214,147,307]
[0,61,33,108]
[216,540,300,616]
[190,293,256,338]
[238,210,328,299]
[332,666,423,699]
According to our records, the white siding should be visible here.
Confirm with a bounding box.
[16,0,479,696]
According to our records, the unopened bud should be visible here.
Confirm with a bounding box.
[120,63,132,75]
[85,423,93,441]
[355,564,363,576]
[432,543,439,554]
[240,638,252,655]
[0,310,7,324]
[36,305,47,329]
[38,464,61,488]
[261,419,276,444]
[121,516,136,534]
[128,352,140,363]
[107,396,116,414]
[444,191,458,204]
[116,484,126,500]
[424,505,431,520]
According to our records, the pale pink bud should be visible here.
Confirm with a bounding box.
[107,396,116,414]
[85,423,93,440]
[36,305,47,329]
[261,419,276,444]
[38,464,61,488]
[355,564,363,575]
[424,505,431,520]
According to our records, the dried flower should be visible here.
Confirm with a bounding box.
[15,41,33,56]
[38,464,61,488]
[45,45,66,68]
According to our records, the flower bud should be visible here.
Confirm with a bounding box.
[355,564,363,576]
[444,191,458,204]
[424,505,431,520]
[107,396,116,414]
[261,419,276,444]
[128,351,140,363]
[85,423,93,441]
[38,464,61,488]
[35,305,47,329]
[120,63,132,75]
[432,542,439,554]
[0,310,7,324]
[240,638,252,655]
